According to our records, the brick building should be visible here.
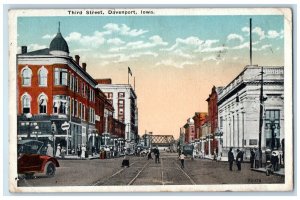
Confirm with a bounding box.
[183,118,195,144]
[17,25,125,153]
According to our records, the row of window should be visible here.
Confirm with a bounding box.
[104,92,125,99]
[21,93,96,124]
[21,66,95,102]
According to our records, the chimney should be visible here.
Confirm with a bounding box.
[75,55,80,65]
[82,63,87,71]
[21,46,27,54]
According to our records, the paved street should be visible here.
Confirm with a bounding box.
[17,151,284,187]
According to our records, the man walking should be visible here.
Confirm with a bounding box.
[236,149,243,171]
[228,147,234,171]
[179,153,185,169]
[254,148,260,168]
[250,148,255,168]
[154,147,160,163]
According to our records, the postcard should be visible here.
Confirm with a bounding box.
[8,8,293,192]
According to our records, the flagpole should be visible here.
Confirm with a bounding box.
[128,67,129,84]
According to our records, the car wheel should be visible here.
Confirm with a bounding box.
[45,162,56,177]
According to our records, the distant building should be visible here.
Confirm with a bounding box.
[96,82,138,151]
[218,65,284,155]
[183,118,195,143]
[193,112,207,139]
[206,86,223,155]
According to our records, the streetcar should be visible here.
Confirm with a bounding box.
[182,144,194,157]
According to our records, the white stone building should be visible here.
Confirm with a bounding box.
[96,84,138,150]
[218,65,284,155]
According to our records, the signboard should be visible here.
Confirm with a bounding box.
[61,121,70,130]
[95,115,100,121]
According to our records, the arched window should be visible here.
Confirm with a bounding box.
[21,93,31,114]
[21,66,32,86]
[38,66,48,86]
[38,94,47,114]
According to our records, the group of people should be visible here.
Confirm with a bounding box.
[147,147,160,163]
[227,148,244,171]
[45,143,67,159]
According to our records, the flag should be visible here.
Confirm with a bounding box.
[128,67,132,76]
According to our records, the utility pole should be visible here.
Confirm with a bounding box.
[258,66,264,167]
[250,18,252,65]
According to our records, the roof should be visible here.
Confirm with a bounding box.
[21,48,50,55]
[49,32,69,53]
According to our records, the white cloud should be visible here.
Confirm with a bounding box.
[103,23,148,37]
[155,59,193,69]
[253,27,265,40]
[109,35,167,51]
[42,34,56,39]
[202,55,217,62]
[107,38,125,45]
[174,49,194,59]
[253,44,272,51]
[267,30,280,39]
[227,33,244,42]
[28,44,47,51]
[65,32,82,41]
[231,42,249,50]
[242,27,250,33]
[162,36,204,51]
[200,45,228,53]
[65,31,105,48]
[149,35,168,46]
[73,48,91,53]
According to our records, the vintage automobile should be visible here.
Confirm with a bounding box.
[17,140,60,178]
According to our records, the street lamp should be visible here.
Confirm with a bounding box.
[35,125,39,141]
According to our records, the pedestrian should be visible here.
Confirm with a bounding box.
[61,147,66,159]
[147,149,153,160]
[154,147,160,163]
[236,149,243,171]
[254,148,260,168]
[46,144,54,157]
[228,147,234,171]
[77,145,81,158]
[250,148,255,168]
[81,144,86,159]
[179,153,185,169]
[55,144,61,158]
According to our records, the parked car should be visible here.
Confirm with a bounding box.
[17,140,60,178]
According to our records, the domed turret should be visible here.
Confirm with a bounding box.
[187,118,194,124]
[49,22,69,56]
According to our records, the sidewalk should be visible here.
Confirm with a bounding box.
[251,167,285,176]
[202,156,285,176]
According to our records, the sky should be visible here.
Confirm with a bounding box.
[17,14,284,138]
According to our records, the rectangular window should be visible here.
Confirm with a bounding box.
[71,99,74,116]
[54,68,68,86]
[265,110,281,149]
[220,116,223,128]
[81,82,85,97]
[75,78,79,93]
[79,102,82,119]
[118,99,124,108]
[118,92,125,98]
[53,95,68,114]
[74,100,78,117]
[83,105,85,121]
[69,74,73,90]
